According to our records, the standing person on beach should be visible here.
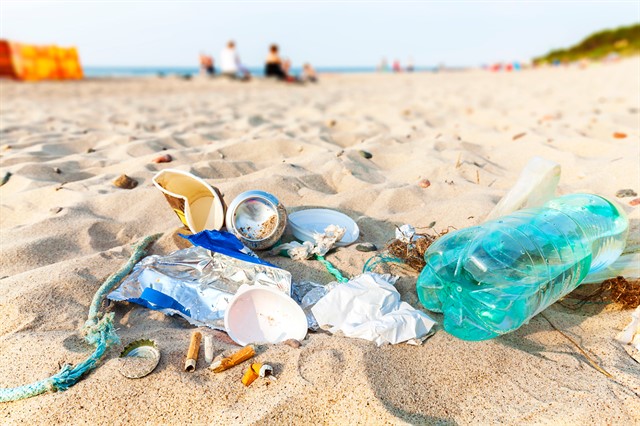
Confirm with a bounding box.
[407,56,414,72]
[377,57,388,72]
[220,40,250,80]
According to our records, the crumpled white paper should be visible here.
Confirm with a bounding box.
[311,273,436,345]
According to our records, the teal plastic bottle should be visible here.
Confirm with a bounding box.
[416,194,628,341]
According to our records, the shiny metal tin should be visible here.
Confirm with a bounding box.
[225,190,287,250]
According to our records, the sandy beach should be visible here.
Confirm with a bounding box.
[1,59,639,424]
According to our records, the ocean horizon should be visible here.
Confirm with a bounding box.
[83,65,444,78]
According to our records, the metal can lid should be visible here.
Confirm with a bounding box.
[118,339,161,379]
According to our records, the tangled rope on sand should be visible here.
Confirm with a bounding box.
[0,233,161,403]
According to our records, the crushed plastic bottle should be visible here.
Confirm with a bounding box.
[416,193,629,341]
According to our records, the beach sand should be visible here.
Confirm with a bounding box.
[1,59,639,425]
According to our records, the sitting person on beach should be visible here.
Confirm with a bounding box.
[264,44,289,80]
[199,54,215,76]
[302,63,318,82]
[220,40,250,81]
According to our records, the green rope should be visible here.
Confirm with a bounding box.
[363,253,404,274]
[0,233,162,403]
[315,254,349,283]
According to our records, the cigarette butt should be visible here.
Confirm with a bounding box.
[204,335,214,364]
[184,331,202,372]
[209,345,255,373]
[241,364,260,386]
[253,363,273,378]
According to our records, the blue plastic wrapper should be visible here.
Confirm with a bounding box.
[108,230,292,330]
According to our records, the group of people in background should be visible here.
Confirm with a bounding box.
[199,40,317,83]
[377,57,415,73]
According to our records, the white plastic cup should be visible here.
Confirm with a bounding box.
[224,285,307,346]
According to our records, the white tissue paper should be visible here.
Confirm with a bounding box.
[311,273,436,346]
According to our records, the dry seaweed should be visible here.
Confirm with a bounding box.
[386,227,451,272]
[561,276,640,310]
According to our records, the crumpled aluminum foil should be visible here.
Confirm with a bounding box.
[291,280,337,330]
[395,224,416,243]
[108,246,291,330]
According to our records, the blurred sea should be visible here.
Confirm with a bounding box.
[83,65,437,78]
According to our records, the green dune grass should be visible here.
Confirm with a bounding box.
[534,23,640,64]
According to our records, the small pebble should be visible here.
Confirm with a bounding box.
[336,150,344,157]
[356,242,377,252]
[328,119,337,127]
[359,150,372,159]
[50,207,63,214]
[630,198,640,206]
[86,147,96,153]
[418,179,431,188]
[616,189,637,198]
[512,132,527,141]
[283,339,301,349]
[113,174,138,189]
[53,167,62,174]
[1,171,12,186]
[151,153,172,163]
[613,132,627,139]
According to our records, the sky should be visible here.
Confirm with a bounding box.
[1,1,638,68]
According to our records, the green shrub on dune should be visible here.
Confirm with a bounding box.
[534,23,640,64]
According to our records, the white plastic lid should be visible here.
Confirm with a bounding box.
[288,208,359,246]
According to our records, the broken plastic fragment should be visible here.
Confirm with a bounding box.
[616,306,640,351]
[486,156,560,220]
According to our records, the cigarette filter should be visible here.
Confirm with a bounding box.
[184,331,202,372]
[209,345,255,373]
